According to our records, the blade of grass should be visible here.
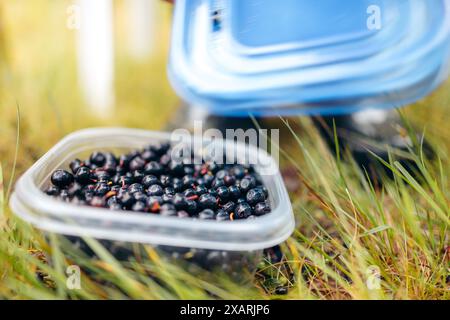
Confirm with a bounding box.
[5,102,20,201]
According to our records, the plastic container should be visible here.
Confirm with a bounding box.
[168,0,450,115]
[184,0,413,73]
[10,128,295,273]
[171,5,450,97]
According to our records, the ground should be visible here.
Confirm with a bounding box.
[0,1,448,299]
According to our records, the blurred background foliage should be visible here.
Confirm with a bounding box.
[0,0,178,185]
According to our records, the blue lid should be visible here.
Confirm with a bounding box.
[168,0,450,116]
[224,0,386,54]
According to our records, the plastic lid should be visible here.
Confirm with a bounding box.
[225,0,386,53]
[169,0,450,115]
[209,0,411,72]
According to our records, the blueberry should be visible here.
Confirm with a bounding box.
[160,203,177,216]
[133,170,145,183]
[147,184,163,196]
[228,185,241,199]
[164,187,175,195]
[69,159,83,174]
[142,175,159,188]
[150,142,171,156]
[203,174,214,187]
[172,178,184,192]
[199,193,217,210]
[89,152,106,167]
[119,154,131,168]
[115,165,126,175]
[118,191,134,209]
[95,171,110,182]
[199,209,215,220]
[195,185,208,195]
[141,150,156,162]
[45,185,60,196]
[119,175,133,187]
[132,201,147,212]
[254,201,271,216]
[111,185,121,193]
[235,202,252,219]
[128,150,140,160]
[145,161,163,176]
[275,287,288,295]
[133,192,148,203]
[207,162,221,174]
[51,170,74,188]
[104,152,117,163]
[216,209,230,221]
[185,200,198,215]
[222,201,235,213]
[59,189,70,202]
[216,186,230,201]
[246,188,266,205]
[125,171,133,178]
[182,175,196,188]
[112,174,121,184]
[129,156,146,171]
[83,159,93,168]
[208,189,218,199]
[183,166,194,175]
[159,175,172,187]
[196,178,205,186]
[83,190,95,202]
[215,170,227,180]
[232,165,246,179]
[223,174,236,186]
[173,193,187,210]
[169,160,184,176]
[103,162,117,174]
[258,186,269,198]
[239,176,255,193]
[159,154,171,166]
[128,183,144,194]
[106,195,119,207]
[161,193,173,204]
[183,188,197,198]
[147,196,162,212]
[68,183,83,197]
[211,178,225,189]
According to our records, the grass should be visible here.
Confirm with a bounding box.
[0,1,449,300]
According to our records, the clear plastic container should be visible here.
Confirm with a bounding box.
[10,128,295,273]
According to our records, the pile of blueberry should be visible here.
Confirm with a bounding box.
[45,142,271,221]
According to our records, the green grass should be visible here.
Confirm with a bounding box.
[0,1,449,300]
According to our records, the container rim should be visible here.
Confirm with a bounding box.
[10,127,295,251]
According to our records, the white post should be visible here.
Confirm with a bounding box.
[76,0,114,116]
[127,0,157,59]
